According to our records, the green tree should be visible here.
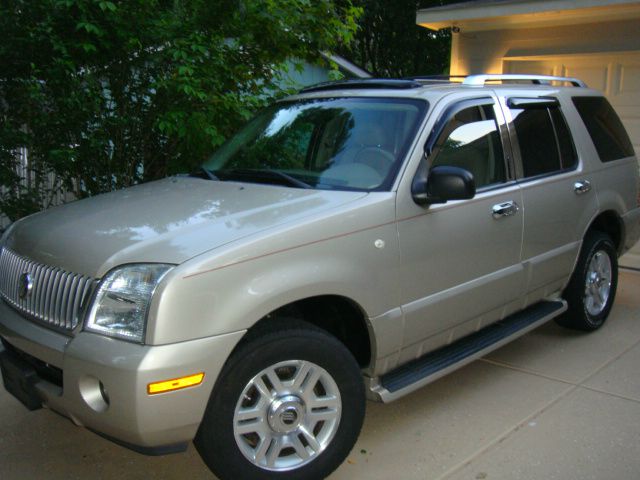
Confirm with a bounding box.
[0,0,360,221]
[338,0,453,78]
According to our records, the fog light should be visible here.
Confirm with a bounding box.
[79,375,110,412]
[99,381,110,406]
[147,373,205,395]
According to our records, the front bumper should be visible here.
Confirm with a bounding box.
[0,300,244,452]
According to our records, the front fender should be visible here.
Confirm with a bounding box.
[146,194,402,346]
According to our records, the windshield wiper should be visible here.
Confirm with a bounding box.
[200,167,220,181]
[191,167,220,181]
[219,169,312,189]
[263,170,312,189]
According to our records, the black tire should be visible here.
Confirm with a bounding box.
[194,319,365,480]
[557,231,618,331]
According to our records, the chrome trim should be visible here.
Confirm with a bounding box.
[233,359,342,472]
[574,180,592,195]
[18,272,33,299]
[492,200,519,219]
[463,74,586,88]
[0,248,96,333]
[584,250,612,316]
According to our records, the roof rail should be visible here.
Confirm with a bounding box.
[300,78,423,93]
[463,74,587,88]
[410,75,467,82]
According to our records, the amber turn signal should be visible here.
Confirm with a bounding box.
[147,372,205,395]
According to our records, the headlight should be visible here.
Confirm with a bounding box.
[85,264,174,343]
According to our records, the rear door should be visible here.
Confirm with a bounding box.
[499,92,599,303]
[506,54,640,266]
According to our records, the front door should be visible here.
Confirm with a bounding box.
[396,96,525,359]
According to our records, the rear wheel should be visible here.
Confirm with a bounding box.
[195,320,365,480]
[557,231,618,331]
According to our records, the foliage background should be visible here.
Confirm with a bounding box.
[0,0,453,223]
[338,0,452,78]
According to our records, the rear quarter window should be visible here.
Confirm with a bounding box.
[572,96,635,162]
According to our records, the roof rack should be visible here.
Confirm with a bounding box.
[409,75,467,83]
[300,78,422,93]
[462,74,587,88]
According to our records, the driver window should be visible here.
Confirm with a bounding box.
[431,104,506,189]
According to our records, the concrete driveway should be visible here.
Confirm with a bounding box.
[1,271,639,480]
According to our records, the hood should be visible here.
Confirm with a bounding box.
[5,177,367,277]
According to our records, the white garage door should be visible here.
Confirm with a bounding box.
[505,52,640,268]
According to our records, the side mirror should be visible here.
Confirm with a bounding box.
[412,165,476,205]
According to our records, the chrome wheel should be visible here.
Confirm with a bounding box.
[584,250,612,316]
[233,359,342,472]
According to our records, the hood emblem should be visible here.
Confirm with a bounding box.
[18,272,33,299]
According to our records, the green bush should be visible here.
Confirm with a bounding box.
[0,0,360,221]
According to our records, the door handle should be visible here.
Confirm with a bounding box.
[492,201,519,219]
[574,180,592,195]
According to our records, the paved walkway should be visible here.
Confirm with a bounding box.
[1,272,639,479]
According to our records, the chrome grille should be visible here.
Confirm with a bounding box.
[0,248,95,332]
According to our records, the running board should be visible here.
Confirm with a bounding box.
[369,300,567,403]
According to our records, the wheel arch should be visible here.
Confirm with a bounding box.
[584,210,624,254]
[240,295,374,370]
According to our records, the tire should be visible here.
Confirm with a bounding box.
[194,319,365,480]
[557,231,618,331]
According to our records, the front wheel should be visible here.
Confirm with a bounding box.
[557,231,618,331]
[195,320,365,480]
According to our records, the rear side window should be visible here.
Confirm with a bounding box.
[572,96,634,162]
[510,104,577,178]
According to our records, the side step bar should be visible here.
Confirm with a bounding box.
[370,300,567,403]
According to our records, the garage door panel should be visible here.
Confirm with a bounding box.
[564,64,609,92]
[618,117,640,154]
[613,63,640,102]
[504,60,555,76]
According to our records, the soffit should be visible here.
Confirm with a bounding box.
[416,0,640,32]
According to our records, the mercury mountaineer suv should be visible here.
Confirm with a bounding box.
[1,74,639,480]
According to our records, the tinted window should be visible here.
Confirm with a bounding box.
[572,96,634,162]
[511,107,560,177]
[510,105,577,178]
[431,104,506,188]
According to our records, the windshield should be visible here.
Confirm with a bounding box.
[203,97,427,191]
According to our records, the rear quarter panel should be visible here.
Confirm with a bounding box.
[558,90,639,240]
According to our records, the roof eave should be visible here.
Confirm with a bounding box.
[417,0,640,32]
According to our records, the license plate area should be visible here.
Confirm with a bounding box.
[0,344,43,411]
